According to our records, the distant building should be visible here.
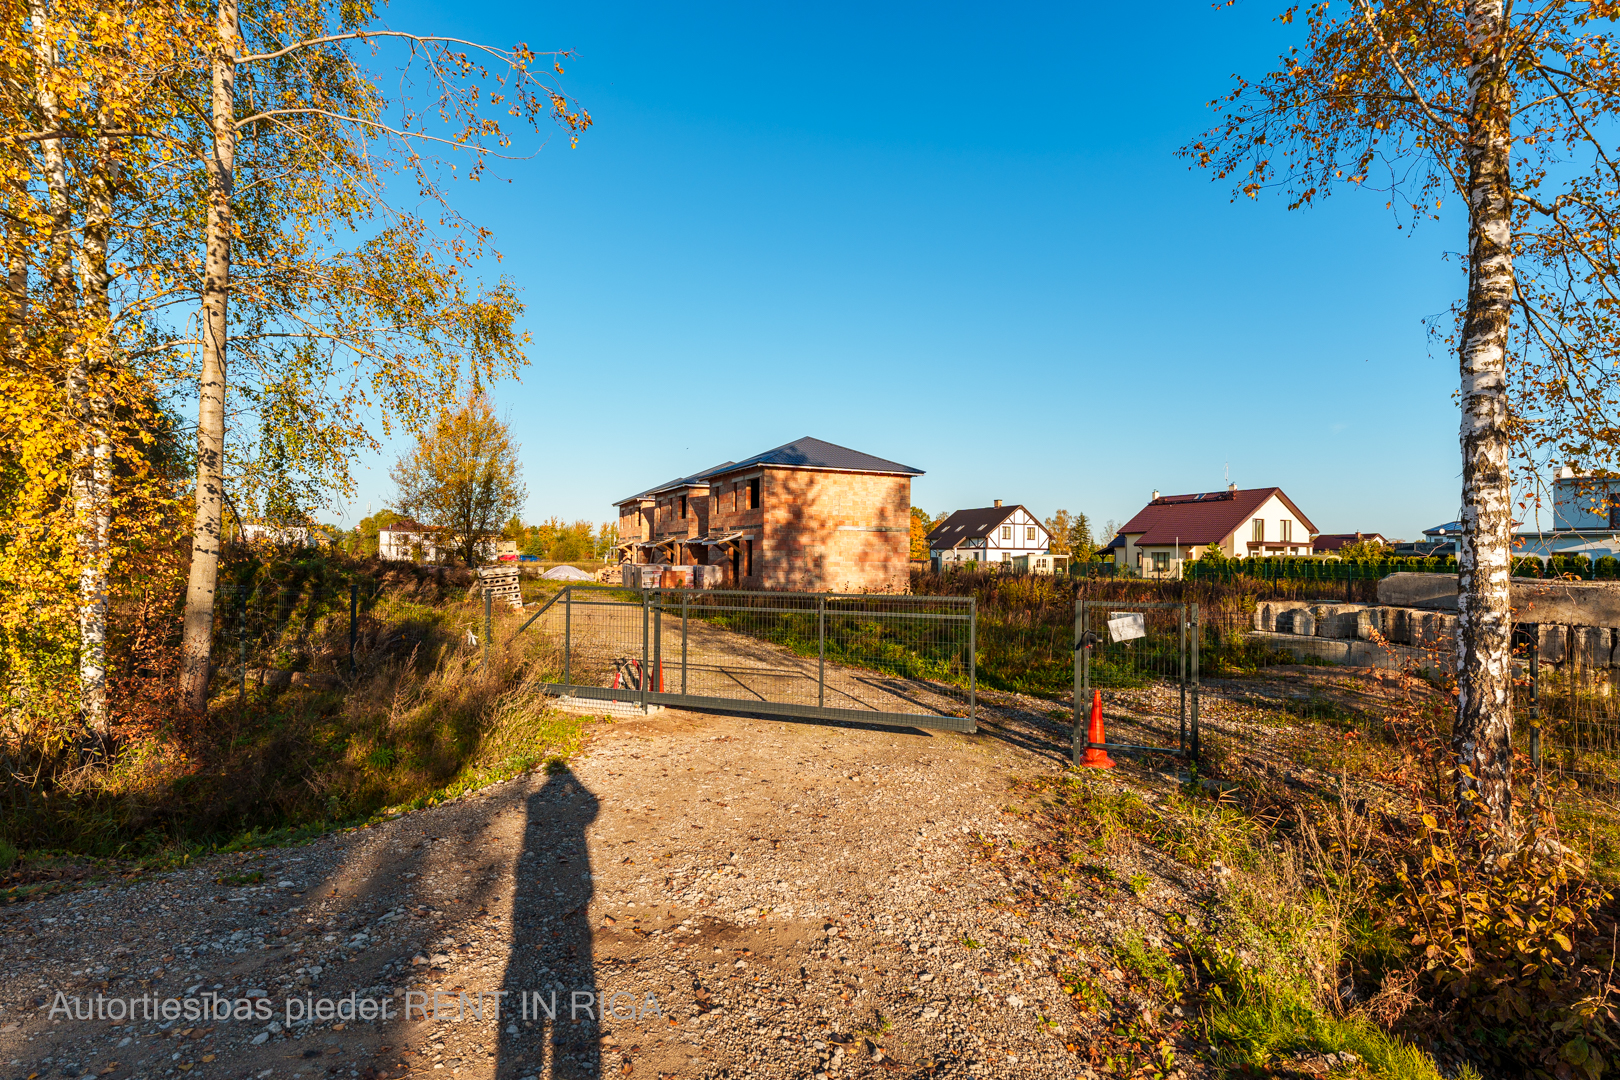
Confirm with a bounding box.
[612,436,921,592]
[1109,485,1318,578]
[378,521,495,563]
[1313,532,1389,555]
[241,523,314,546]
[1011,552,1069,575]
[1418,469,1620,564]
[926,502,1051,569]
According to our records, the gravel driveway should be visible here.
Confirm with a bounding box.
[0,694,1101,1080]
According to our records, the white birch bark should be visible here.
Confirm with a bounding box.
[29,0,68,300]
[32,0,110,735]
[1455,0,1516,829]
[179,0,238,712]
[73,118,115,738]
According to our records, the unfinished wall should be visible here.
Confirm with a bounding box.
[697,467,910,592]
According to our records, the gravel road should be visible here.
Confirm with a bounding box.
[0,694,1109,1080]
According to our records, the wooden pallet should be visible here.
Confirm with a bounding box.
[477,565,523,610]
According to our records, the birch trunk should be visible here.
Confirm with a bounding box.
[178,0,238,713]
[32,0,110,734]
[73,120,115,738]
[29,0,68,301]
[1455,0,1516,829]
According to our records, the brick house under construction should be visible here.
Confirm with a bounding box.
[613,436,922,593]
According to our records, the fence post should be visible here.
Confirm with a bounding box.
[641,588,650,712]
[817,596,826,709]
[564,585,572,688]
[969,594,977,726]
[483,587,492,672]
[1072,594,1083,768]
[1529,623,1542,809]
[1178,604,1187,754]
[681,591,689,695]
[1190,603,1201,762]
[238,590,248,701]
[348,582,358,678]
[653,589,663,695]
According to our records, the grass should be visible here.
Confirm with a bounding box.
[1011,769,1451,1080]
[0,560,592,872]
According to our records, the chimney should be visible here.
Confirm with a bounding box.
[993,499,1002,508]
[1151,490,1159,501]
[1227,482,1236,493]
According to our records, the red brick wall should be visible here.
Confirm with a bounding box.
[706,468,911,592]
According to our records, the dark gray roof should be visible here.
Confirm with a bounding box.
[700,436,922,478]
[614,462,736,506]
[926,505,1030,548]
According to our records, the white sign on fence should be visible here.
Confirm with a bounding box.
[1107,612,1146,643]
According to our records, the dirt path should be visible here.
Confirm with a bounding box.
[0,696,1100,1080]
[531,594,974,723]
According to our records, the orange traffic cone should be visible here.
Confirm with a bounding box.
[1079,689,1115,769]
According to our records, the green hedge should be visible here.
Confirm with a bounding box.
[1184,555,1458,583]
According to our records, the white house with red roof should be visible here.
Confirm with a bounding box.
[1106,485,1318,577]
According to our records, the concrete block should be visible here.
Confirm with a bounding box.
[1438,612,1464,647]
[1412,611,1438,648]
[1511,581,1620,628]
[1377,573,1458,610]
[1573,626,1610,670]
[1538,623,1567,665]
[1355,608,1384,640]
[1255,601,1309,632]
[1288,610,1316,636]
[1313,604,1365,639]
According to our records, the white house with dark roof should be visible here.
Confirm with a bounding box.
[926,502,1051,568]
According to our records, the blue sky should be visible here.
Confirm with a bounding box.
[331,1,1465,541]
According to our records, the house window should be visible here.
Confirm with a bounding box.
[1152,552,1170,573]
[1280,519,1293,542]
[1252,518,1265,543]
[1001,525,1012,540]
[731,485,738,512]
[680,495,688,519]
[1002,551,1010,562]
[745,539,754,577]
[749,478,760,510]
[1026,526,1036,542]
[1609,500,1620,529]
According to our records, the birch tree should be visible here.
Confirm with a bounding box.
[1185,1,1620,830]
[171,0,589,711]
[1,0,202,738]
[1,0,587,727]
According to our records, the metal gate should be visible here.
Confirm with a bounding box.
[1074,600,1198,764]
[512,584,977,732]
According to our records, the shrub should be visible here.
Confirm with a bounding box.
[1394,816,1618,1078]
[1597,556,1619,580]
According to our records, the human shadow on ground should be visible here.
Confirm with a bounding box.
[496,765,601,1080]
